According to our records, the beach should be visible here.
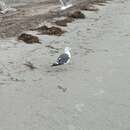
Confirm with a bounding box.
[0,0,130,129]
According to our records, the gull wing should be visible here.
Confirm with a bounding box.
[57,53,70,65]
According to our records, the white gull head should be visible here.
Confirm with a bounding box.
[64,47,71,58]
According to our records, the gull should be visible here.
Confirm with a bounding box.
[59,0,72,10]
[51,47,71,66]
[0,1,16,14]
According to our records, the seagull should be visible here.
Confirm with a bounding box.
[0,1,16,14]
[51,47,71,67]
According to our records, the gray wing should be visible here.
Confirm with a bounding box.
[57,53,70,65]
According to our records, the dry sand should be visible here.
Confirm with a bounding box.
[0,0,130,130]
[0,0,58,38]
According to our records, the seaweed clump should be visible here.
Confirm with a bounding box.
[18,33,40,44]
[35,25,65,36]
[54,17,74,27]
[68,11,85,19]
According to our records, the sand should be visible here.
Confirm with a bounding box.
[0,0,99,38]
[0,0,130,129]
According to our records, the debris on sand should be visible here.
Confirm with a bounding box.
[54,17,74,27]
[34,25,65,36]
[18,33,40,44]
[80,4,99,11]
[68,11,85,19]
[24,61,37,70]
[57,85,67,92]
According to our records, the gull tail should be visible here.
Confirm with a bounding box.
[51,62,60,67]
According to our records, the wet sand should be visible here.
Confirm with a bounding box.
[0,0,130,130]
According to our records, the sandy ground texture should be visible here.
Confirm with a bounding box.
[0,0,102,38]
[0,0,59,38]
[0,0,130,129]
